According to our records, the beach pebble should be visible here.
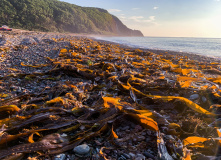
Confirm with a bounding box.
[53,154,66,160]
[20,38,37,45]
[42,38,55,44]
[122,153,131,159]
[137,135,146,142]
[73,144,90,156]
[129,153,136,158]
[121,126,130,131]
[202,96,207,103]
[189,94,199,100]
[135,154,146,160]
[144,152,155,159]
[0,38,6,45]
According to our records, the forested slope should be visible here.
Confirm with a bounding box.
[0,0,143,36]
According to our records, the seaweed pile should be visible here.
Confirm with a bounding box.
[0,35,221,160]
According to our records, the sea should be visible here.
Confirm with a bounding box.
[95,36,221,59]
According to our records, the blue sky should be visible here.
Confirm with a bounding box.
[60,0,221,37]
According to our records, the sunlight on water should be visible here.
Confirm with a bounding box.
[96,37,221,58]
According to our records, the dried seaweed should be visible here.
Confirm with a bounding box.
[0,36,221,159]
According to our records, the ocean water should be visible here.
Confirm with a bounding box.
[95,37,221,58]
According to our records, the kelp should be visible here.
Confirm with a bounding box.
[121,76,216,116]
[1,37,221,159]
[0,105,20,113]
[21,62,49,68]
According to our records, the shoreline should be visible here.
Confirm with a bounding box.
[93,37,221,63]
[0,31,221,159]
[1,29,220,63]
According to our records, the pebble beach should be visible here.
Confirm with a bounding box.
[0,30,221,160]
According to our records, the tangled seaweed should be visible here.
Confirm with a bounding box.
[0,37,221,159]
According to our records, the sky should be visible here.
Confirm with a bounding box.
[60,0,221,38]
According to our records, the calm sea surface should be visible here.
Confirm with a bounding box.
[95,37,221,58]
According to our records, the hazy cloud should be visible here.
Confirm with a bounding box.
[153,7,159,10]
[128,16,158,26]
[107,9,122,13]
[118,14,127,21]
[129,16,156,24]
[129,16,144,22]
[132,8,140,10]
[143,16,155,23]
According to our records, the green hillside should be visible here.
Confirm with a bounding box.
[0,0,143,36]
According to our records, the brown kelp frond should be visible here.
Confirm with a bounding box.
[0,37,221,159]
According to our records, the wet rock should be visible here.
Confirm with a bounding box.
[66,155,75,160]
[129,153,136,159]
[54,154,66,160]
[118,155,128,160]
[134,125,142,131]
[135,154,146,160]
[202,96,207,103]
[137,135,145,142]
[121,126,130,131]
[144,152,155,159]
[189,94,199,100]
[0,37,6,46]
[122,153,131,159]
[20,38,37,45]
[73,144,90,156]
[42,38,55,44]
[33,37,40,43]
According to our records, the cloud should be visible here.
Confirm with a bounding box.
[132,8,140,10]
[118,14,127,21]
[107,9,122,13]
[149,16,155,21]
[129,16,144,22]
[153,6,159,10]
[143,16,156,23]
[129,16,156,24]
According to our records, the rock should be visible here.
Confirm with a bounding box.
[80,125,85,130]
[73,144,90,156]
[144,152,155,159]
[202,96,207,103]
[66,155,75,160]
[20,38,37,45]
[189,94,199,100]
[118,155,128,160]
[129,153,136,159]
[121,126,130,131]
[134,125,142,131]
[42,38,55,44]
[146,137,151,142]
[122,153,131,159]
[33,37,40,43]
[53,154,66,160]
[135,154,146,160]
[0,38,6,45]
[137,135,145,142]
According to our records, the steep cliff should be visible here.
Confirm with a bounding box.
[0,0,144,36]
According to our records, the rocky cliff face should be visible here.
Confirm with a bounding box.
[112,16,144,37]
[0,0,144,37]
